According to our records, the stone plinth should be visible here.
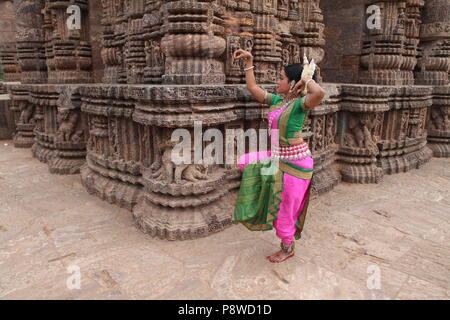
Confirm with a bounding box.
[427,85,450,157]
[0,93,15,140]
[337,84,433,183]
[29,85,88,174]
[8,84,34,148]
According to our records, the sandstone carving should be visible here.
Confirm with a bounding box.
[0,0,448,241]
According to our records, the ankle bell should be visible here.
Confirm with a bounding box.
[280,241,295,254]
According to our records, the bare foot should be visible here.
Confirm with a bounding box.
[266,241,296,263]
[266,250,295,263]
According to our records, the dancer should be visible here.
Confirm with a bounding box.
[232,49,325,263]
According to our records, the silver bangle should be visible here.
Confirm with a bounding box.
[244,65,255,71]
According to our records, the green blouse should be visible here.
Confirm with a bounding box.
[265,93,308,147]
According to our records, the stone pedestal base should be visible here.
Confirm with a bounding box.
[80,164,143,210]
[31,142,55,163]
[133,192,234,241]
[311,163,341,198]
[0,94,14,140]
[13,123,35,148]
[378,141,433,174]
[427,137,450,158]
[310,148,341,197]
[48,155,86,175]
[339,162,384,184]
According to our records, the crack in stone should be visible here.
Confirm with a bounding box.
[48,252,77,263]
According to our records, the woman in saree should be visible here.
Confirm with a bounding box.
[232,49,325,263]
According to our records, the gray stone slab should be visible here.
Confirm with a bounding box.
[0,143,449,299]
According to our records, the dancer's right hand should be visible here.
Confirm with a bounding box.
[233,49,253,61]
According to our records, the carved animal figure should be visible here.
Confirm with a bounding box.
[150,140,176,183]
[150,140,209,184]
[57,109,82,143]
[430,108,449,131]
[19,104,35,124]
[178,164,208,183]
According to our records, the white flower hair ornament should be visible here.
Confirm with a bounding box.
[300,55,317,96]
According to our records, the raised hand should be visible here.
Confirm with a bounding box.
[300,55,317,96]
[292,78,306,98]
[233,49,253,61]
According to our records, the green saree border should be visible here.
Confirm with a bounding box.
[233,169,285,232]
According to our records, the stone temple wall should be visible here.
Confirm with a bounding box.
[0,0,449,241]
[0,0,20,82]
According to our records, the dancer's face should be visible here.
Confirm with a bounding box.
[277,69,290,95]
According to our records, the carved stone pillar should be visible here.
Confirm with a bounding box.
[160,1,227,85]
[0,43,21,82]
[401,0,424,85]
[30,85,88,174]
[0,0,21,82]
[250,0,281,84]
[19,1,92,173]
[360,0,410,85]
[14,0,47,84]
[101,0,127,83]
[0,1,19,139]
[415,0,450,86]
[43,0,93,84]
[416,0,450,157]
[80,85,143,209]
[427,85,450,157]
[123,0,146,84]
[223,7,254,84]
[293,0,325,81]
[143,0,164,84]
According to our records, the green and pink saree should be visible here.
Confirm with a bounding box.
[233,94,314,244]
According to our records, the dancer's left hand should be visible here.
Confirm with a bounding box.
[292,78,306,96]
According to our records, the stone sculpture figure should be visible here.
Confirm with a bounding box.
[326,114,336,146]
[57,109,82,143]
[345,114,379,155]
[3,0,447,243]
[19,103,34,124]
[430,108,449,131]
[150,136,209,184]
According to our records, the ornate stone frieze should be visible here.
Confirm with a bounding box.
[307,83,341,197]
[426,85,450,157]
[2,0,449,242]
[378,85,433,173]
[338,85,390,183]
[8,84,35,147]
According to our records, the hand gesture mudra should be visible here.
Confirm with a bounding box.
[232,49,253,61]
[287,55,317,101]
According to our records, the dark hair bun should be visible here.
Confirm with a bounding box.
[284,63,317,83]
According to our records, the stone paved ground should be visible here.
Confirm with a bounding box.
[0,141,449,300]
